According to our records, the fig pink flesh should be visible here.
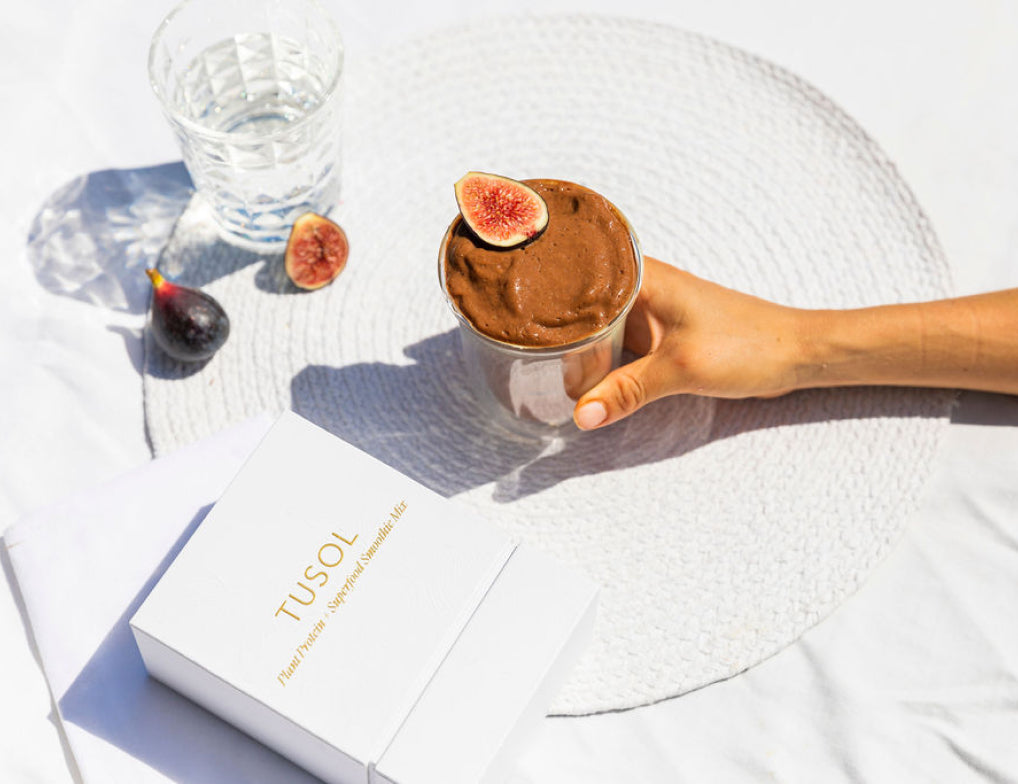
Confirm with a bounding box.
[455,173,548,247]
[285,214,348,290]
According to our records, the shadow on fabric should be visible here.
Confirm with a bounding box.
[290,329,945,503]
[25,161,310,319]
[27,162,194,314]
[57,504,318,784]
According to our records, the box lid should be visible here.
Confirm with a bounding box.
[372,544,598,784]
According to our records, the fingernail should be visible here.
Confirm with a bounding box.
[574,400,608,430]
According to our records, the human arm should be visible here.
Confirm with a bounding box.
[572,256,1018,429]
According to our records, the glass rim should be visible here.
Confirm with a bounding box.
[147,0,344,144]
[437,199,645,357]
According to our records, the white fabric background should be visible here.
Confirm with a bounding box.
[2,0,1017,782]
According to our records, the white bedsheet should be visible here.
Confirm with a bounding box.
[2,1,1017,781]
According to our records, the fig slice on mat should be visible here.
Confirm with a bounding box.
[454,172,549,248]
[284,212,349,290]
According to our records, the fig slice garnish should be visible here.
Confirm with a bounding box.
[454,172,549,248]
[284,212,349,290]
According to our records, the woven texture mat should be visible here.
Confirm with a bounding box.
[144,16,954,715]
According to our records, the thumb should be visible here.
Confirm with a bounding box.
[572,353,673,430]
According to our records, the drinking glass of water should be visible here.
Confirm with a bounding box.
[148,0,343,247]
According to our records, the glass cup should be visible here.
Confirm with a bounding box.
[438,211,644,437]
[148,0,344,247]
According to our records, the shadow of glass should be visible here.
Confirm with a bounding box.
[149,193,316,295]
[291,330,952,504]
[26,161,311,320]
[57,505,319,784]
[292,331,546,497]
[28,162,194,314]
[291,330,714,502]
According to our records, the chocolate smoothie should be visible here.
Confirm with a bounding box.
[443,179,639,348]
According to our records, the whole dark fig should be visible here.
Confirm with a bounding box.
[146,268,230,362]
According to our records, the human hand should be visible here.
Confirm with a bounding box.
[573,257,1018,430]
[573,257,807,429]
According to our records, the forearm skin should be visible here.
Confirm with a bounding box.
[794,290,1018,395]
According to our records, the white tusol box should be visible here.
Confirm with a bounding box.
[130,411,597,784]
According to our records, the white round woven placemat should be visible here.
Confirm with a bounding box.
[143,15,955,715]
